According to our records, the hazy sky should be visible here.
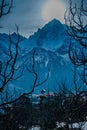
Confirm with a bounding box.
[0,0,86,37]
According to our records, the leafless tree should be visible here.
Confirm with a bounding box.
[64,0,87,85]
[0,1,50,129]
[0,47,49,130]
[0,47,49,107]
[53,71,87,130]
[0,0,13,18]
[0,0,14,93]
[0,26,23,93]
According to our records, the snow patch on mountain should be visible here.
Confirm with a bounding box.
[0,19,75,93]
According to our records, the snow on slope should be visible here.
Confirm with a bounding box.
[0,19,75,94]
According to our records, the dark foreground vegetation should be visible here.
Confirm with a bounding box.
[0,90,87,130]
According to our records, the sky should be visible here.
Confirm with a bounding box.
[0,0,86,37]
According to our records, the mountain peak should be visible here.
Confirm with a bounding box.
[48,18,62,25]
[44,19,64,31]
[27,19,66,49]
[46,18,63,26]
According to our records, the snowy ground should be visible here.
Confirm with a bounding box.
[29,126,40,130]
[81,122,87,130]
[57,122,87,130]
[29,122,87,130]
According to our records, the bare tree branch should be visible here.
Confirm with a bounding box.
[0,0,13,18]
[0,48,49,107]
[65,0,87,85]
[0,26,21,92]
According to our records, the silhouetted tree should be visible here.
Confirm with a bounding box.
[0,26,23,93]
[0,0,13,18]
[65,0,87,85]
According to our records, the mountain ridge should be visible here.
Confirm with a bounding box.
[0,19,75,94]
[27,19,68,50]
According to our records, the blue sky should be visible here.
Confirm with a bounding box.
[0,0,86,37]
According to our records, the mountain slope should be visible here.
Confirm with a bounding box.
[12,47,73,94]
[0,19,77,94]
[20,19,69,50]
[0,33,26,60]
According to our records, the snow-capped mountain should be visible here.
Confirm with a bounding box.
[0,19,76,94]
[29,19,66,49]
[20,19,70,51]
